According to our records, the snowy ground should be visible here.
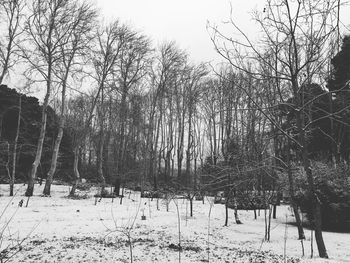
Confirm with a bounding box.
[0,184,349,263]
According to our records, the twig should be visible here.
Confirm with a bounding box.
[283,214,288,263]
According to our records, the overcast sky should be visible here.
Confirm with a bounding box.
[95,0,350,65]
[94,0,265,64]
[6,0,350,90]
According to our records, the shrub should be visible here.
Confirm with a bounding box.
[76,183,92,191]
[94,188,116,198]
[66,193,90,200]
[296,162,350,231]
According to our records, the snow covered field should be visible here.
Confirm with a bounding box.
[1,184,349,263]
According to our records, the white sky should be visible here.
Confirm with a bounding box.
[94,0,264,64]
[5,0,350,91]
[94,0,350,65]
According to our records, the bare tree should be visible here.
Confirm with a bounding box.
[185,64,207,188]
[0,0,25,84]
[145,41,187,190]
[114,29,152,195]
[209,0,344,257]
[22,0,78,196]
[10,94,21,196]
[65,94,93,196]
[43,0,97,196]
[66,18,131,196]
[91,20,131,192]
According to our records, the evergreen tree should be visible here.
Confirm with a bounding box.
[328,35,350,162]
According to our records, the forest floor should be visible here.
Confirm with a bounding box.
[0,184,349,263]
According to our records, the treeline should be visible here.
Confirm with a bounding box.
[1,0,350,259]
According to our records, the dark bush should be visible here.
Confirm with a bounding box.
[296,162,350,231]
[76,183,92,191]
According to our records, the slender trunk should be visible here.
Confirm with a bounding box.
[44,80,67,195]
[158,113,165,183]
[177,98,185,179]
[267,205,272,241]
[186,107,192,187]
[165,95,174,183]
[233,195,242,224]
[295,81,327,258]
[117,87,128,191]
[224,195,229,226]
[302,151,328,258]
[69,147,80,196]
[286,138,305,240]
[165,149,172,183]
[272,204,277,219]
[146,98,157,191]
[171,155,174,177]
[153,112,162,190]
[194,157,197,189]
[329,92,337,168]
[234,206,241,224]
[97,87,106,192]
[25,74,51,196]
[0,70,6,85]
[177,116,184,179]
[0,34,14,84]
[88,140,92,165]
[208,118,213,164]
[212,116,217,165]
[69,82,105,195]
[190,197,193,217]
[114,177,121,196]
[4,142,11,195]
[10,95,21,196]
[97,128,106,190]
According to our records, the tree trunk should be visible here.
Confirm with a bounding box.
[44,78,67,195]
[69,147,80,196]
[117,87,127,190]
[272,204,277,219]
[113,177,121,196]
[10,95,21,196]
[224,195,229,226]
[233,196,242,224]
[0,33,14,84]
[303,155,328,258]
[212,117,217,165]
[43,123,64,195]
[177,152,183,179]
[190,197,193,217]
[25,89,50,196]
[295,87,327,257]
[186,103,192,187]
[4,142,11,195]
[152,114,162,190]
[177,112,185,179]
[97,129,106,191]
[286,139,305,240]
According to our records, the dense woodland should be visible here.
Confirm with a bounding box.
[1,0,350,259]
